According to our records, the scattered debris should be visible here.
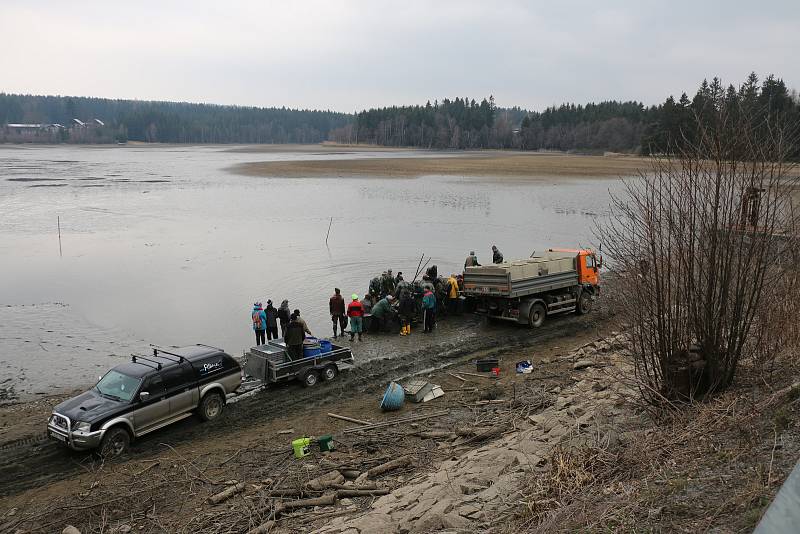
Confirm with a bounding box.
[208,482,246,504]
[327,412,371,425]
[343,410,449,433]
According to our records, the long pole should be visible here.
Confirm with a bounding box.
[57,216,62,257]
[325,217,333,246]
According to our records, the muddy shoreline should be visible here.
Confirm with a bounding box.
[0,307,610,500]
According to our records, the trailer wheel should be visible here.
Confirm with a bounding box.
[300,368,319,388]
[321,364,338,381]
[529,303,546,328]
[576,292,593,315]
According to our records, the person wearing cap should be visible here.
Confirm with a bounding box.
[292,309,313,336]
[251,302,267,345]
[284,313,306,360]
[347,294,364,341]
[492,245,504,264]
[264,299,279,341]
[465,251,480,269]
[381,269,396,297]
[329,288,347,338]
[371,295,394,332]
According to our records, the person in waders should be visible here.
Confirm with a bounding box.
[347,294,364,341]
[398,289,415,336]
[251,302,267,345]
[329,288,347,338]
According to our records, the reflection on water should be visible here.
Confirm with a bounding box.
[0,145,625,398]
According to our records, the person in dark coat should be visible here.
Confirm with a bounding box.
[329,288,347,338]
[398,291,415,336]
[284,313,306,360]
[264,300,279,340]
[277,300,291,338]
[492,245,504,264]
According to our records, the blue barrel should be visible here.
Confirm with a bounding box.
[319,339,332,354]
[380,381,405,411]
[303,338,321,358]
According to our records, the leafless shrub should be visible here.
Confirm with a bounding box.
[599,101,799,404]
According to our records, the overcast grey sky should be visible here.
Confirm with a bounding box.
[2,0,798,112]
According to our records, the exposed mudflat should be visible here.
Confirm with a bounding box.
[230,151,650,179]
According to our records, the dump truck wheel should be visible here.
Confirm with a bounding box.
[322,364,338,381]
[576,292,593,315]
[529,303,546,328]
[301,368,319,388]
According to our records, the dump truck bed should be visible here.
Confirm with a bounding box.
[463,252,579,298]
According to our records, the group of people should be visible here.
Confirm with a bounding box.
[251,300,311,346]
[464,245,504,269]
[250,245,504,349]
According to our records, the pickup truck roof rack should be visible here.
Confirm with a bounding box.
[130,353,163,370]
[196,343,224,352]
[149,345,186,363]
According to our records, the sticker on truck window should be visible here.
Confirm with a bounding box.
[199,361,223,375]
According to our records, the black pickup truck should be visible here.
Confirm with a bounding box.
[47,344,241,456]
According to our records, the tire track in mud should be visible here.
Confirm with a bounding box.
[0,310,610,498]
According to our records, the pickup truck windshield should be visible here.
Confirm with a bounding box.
[96,370,141,402]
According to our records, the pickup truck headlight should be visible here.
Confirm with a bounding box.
[73,421,91,432]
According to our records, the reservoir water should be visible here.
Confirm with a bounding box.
[0,144,624,400]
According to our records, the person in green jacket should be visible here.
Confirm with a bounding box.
[371,295,394,332]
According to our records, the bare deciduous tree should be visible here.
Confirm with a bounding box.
[599,102,799,404]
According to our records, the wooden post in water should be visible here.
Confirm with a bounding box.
[57,216,62,257]
[325,217,333,246]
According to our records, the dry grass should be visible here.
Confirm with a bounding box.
[503,358,800,533]
[229,152,651,179]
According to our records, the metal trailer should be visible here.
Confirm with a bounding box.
[243,339,355,388]
[462,250,599,327]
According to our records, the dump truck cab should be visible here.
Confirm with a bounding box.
[547,248,601,288]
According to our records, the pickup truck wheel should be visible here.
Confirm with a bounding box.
[576,292,593,315]
[529,303,546,328]
[322,364,338,381]
[199,392,224,421]
[301,368,319,388]
[99,426,130,458]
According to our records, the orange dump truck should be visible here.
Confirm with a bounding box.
[462,248,600,327]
